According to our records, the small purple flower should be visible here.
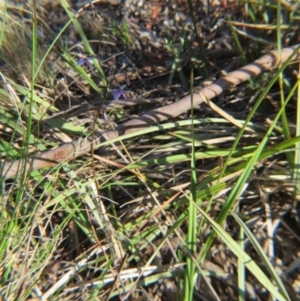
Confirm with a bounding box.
[103,111,109,123]
[77,57,94,67]
[111,84,127,100]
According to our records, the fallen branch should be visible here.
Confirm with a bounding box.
[2,45,299,180]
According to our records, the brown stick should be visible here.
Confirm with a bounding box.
[2,45,299,180]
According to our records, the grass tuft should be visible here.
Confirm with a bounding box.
[1,0,300,300]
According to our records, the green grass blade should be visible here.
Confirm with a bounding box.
[195,203,288,301]
[59,0,107,87]
[232,212,291,300]
[184,71,197,301]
